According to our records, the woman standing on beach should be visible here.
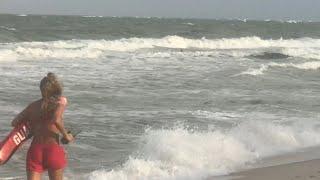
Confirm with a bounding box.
[11,73,74,180]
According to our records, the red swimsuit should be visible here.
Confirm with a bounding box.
[26,143,66,172]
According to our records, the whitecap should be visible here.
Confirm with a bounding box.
[238,61,320,76]
[88,120,320,180]
[0,26,16,31]
[1,36,320,61]
[182,23,195,26]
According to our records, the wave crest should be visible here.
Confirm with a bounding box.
[1,36,320,61]
[88,119,320,180]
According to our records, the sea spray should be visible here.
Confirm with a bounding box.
[89,120,320,180]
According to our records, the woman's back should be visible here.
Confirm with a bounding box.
[27,99,62,144]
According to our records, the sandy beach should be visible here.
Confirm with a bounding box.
[231,159,320,180]
[208,146,320,180]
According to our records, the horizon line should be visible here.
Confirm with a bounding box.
[0,13,318,23]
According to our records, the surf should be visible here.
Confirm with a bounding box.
[1,36,320,61]
[88,119,320,180]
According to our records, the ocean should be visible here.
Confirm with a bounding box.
[1,14,320,180]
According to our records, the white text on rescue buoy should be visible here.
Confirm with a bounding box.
[12,126,27,145]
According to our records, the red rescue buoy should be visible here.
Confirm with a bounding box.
[0,122,32,165]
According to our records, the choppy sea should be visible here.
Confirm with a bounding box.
[1,14,320,180]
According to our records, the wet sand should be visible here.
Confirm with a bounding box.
[230,159,320,180]
[209,146,320,180]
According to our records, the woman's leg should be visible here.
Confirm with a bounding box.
[48,168,63,180]
[46,144,66,180]
[27,171,41,180]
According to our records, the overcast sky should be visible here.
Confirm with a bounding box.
[1,0,320,20]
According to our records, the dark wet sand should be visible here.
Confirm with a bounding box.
[209,159,320,180]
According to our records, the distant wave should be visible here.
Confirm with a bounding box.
[232,18,249,22]
[0,176,25,180]
[286,20,305,24]
[191,110,242,120]
[182,22,195,26]
[237,65,269,76]
[0,26,16,31]
[239,61,320,76]
[82,15,103,18]
[263,19,311,23]
[1,36,320,61]
[221,18,315,23]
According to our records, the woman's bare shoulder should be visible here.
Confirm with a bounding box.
[57,96,68,106]
[27,99,42,109]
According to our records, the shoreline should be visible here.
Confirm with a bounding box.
[209,146,320,180]
[230,159,320,180]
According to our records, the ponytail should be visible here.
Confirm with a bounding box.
[40,73,63,119]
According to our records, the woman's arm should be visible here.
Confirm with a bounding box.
[11,106,29,127]
[52,97,74,142]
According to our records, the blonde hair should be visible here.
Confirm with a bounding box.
[40,72,63,119]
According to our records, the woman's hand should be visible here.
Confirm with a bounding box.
[65,133,75,143]
[61,132,75,144]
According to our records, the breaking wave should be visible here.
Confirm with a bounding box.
[88,119,320,180]
[1,36,320,61]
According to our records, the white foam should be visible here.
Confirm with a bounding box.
[239,61,320,76]
[0,176,25,180]
[269,61,320,70]
[286,20,302,24]
[88,120,320,180]
[0,26,16,31]
[238,64,269,76]
[263,19,312,23]
[82,16,97,18]
[294,61,320,70]
[1,36,320,61]
[281,48,320,60]
[82,16,103,18]
[191,110,241,120]
[182,23,195,26]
